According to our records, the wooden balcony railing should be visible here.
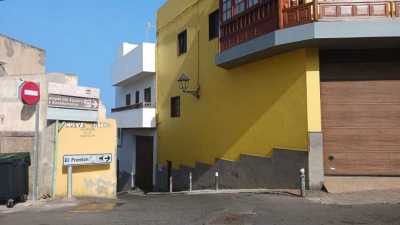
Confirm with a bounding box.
[220,0,399,52]
[318,0,393,19]
[283,2,315,27]
[220,0,279,51]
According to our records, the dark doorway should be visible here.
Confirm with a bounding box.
[135,136,154,192]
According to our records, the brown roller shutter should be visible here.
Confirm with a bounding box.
[321,50,400,176]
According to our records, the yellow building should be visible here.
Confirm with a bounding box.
[156,0,400,191]
[54,119,117,198]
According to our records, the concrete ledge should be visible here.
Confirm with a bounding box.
[0,131,35,137]
[216,20,400,69]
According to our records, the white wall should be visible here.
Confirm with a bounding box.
[115,74,156,108]
[112,108,156,128]
[112,43,155,85]
[117,129,156,191]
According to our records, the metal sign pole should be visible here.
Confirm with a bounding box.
[67,165,73,199]
[32,103,40,202]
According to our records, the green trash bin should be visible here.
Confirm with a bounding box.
[0,153,30,208]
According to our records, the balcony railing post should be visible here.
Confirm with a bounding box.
[313,0,318,21]
[278,0,285,29]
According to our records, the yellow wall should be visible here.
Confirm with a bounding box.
[157,0,319,169]
[54,119,117,198]
[305,48,322,133]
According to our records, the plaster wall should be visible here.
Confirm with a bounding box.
[0,34,45,76]
[54,119,117,198]
[115,75,156,108]
[157,0,310,170]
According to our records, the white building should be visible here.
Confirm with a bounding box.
[111,42,156,192]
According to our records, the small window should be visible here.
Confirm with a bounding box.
[247,0,259,8]
[222,0,233,21]
[135,91,140,104]
[177,30,187,55]
[125,93,131,106]
[144,87,151,103]
[170,96,181,118]
[235,0,245,14]
[209,10,220,40]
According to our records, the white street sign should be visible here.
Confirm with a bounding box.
[63,154,112,166]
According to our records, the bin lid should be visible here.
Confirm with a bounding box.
[0,152,31,165]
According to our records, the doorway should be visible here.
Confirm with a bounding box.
[135,136,154,192]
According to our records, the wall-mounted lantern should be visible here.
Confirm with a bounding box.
[177,73,200,99]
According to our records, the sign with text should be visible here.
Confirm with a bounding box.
[48,82,100,99]
[48,94,99,111]
[63,154,112,166]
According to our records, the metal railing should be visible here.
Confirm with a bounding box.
[111,102,154,113]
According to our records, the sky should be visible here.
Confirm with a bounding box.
[0,0,166,113]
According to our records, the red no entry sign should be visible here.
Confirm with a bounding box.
[20,81,40,105]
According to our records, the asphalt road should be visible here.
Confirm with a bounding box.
[0,192,400,225]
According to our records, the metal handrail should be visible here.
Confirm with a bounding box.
[111,102,154,113]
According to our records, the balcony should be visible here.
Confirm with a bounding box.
[112,42,155,86]
[111,102,156,128]
[217,0,400,68]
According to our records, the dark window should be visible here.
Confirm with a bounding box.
[125,93,131,106]
[235,0,245,14]
[209,10,220,40]
[144,87,151,103]
[135,91,140,104]
[222,0,233,21]
[177,30,187,55]
[170,96,181,118]
[247,0,259,8]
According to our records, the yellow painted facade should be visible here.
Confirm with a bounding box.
[54,119,117,198]
[157,0,320,169]
[305,49,322,133]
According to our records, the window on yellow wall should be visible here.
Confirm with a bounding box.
[177,30,187,55]
[171,96,181,118]
[209,10,220,40]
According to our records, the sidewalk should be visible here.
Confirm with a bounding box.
[307,189,400,205]
[0,197,117,214]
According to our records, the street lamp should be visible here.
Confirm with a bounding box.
[177,73,200,99]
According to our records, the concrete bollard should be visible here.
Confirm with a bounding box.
[169,175,173,193]
[215,171,219,191]
[189,172,193,192]
[299,168,306,197]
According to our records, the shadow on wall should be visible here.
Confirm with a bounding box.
[62,164,110,174]
[156,1,309,191]
[21,105,35,121]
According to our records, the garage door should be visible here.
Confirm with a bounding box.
[321,50,400,176]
